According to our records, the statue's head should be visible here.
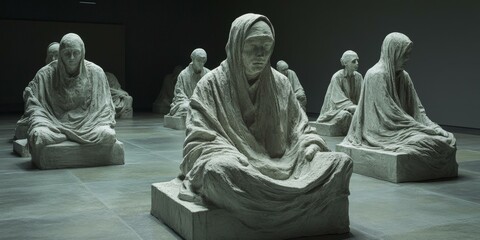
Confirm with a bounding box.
[241,20,274,80]
[59,33,85,76]
[340,50,359,73]
[276,60,289,76]
[380,32,413,72]
[190,48,207,73]
[45,42,59,65]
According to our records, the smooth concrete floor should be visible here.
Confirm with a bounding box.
[0,113,479,240]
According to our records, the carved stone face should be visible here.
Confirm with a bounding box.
[46,43,59,64]
[242,21,274,80]
[345,58,359,73]
[395,45,412,71]
[60,41,82,75]
[192,55,207,73]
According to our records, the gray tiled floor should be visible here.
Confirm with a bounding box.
[0,113,479,240]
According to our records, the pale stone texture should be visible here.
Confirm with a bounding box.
[13,139,30,157]
[151,179,349,240]
[166,49,209,118]
[337,143,457,183]
[152,13,352,239]
[105,72,133,119]
[276,60,307,111]
[22,33,124,169]
[152,65,183,114]
[163,115,186,130]
[315,50,363,136]
[340,32,457,182]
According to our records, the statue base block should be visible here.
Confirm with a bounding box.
[32,140,125,170]
[151,179,349,240]
[164,115,186,130]
[336,143,458,183]
[13,139,30,157]
[309,121,347,136]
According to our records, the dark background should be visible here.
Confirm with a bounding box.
[1,0,479,129]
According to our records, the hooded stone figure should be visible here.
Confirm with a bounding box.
[178,13,352,237]
[152,65,183,114]
[342,32,457,178]
[167,49,209,117]
[316,50,363,133]
[24,33,117,153]
[105,72,133,118]
[276,60,307,110]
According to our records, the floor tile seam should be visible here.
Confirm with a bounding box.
[69,171,145,240]
[117,138,152,151]
[412,186,480,207]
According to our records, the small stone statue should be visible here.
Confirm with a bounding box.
[276,60,307,110]
[45,42,59,65]
[152,65,183,114]
[315,50,363,135]
[167,49,209,117]
[22,33,123,168]
[340,32,457,182]
[105,72,133,118]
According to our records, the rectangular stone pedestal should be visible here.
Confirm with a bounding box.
[32,140,125,170]
[309,121,347,136]
[151,179,349,240]
[336,143,458,183]
[13,139,30,157]
[164,115,186,130]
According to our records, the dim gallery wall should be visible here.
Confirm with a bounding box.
[0,0,478,129]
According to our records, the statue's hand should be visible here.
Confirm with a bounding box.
[304,145,320,161]
[238,155,249,167]
[346,105,357,114]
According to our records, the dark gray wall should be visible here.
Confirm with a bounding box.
[1,0,479,129]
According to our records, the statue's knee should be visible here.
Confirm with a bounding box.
[97,126,116,144]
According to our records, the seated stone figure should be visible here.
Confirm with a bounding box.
[152,65,183,114]
[338,32,457,182]
[151,13,353,240]
[164,49,209,130]
[105,72,133,118]
[276,60,307,110]
[313,50,363,136]
[23,33,124,169]
[15,42,60,141]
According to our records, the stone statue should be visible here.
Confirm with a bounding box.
[153,13,353,239]
[314,50,363,136]
[14,42,60,141]
[276,60,307,110]
[45,42,59,65]
[339,32,457,182]
[152,65,183,114]
[22,33,123,168]
[167,49,209,117]
[105,72,133,118]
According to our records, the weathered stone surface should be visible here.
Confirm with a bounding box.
[13,139,30,157]
[32,140,124,170]
[164,115,186,130]
[337,143,458,183]
[151,179,350,240]
[309,121,347,136]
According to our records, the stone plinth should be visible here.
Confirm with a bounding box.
[13,139,30,157]
[164,115,186,130]
[151,179,349,240]
[336,143,458,183]
[32,140,125,170]
[309,121,347,136]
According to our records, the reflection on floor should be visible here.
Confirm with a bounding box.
[0,113,479,240]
